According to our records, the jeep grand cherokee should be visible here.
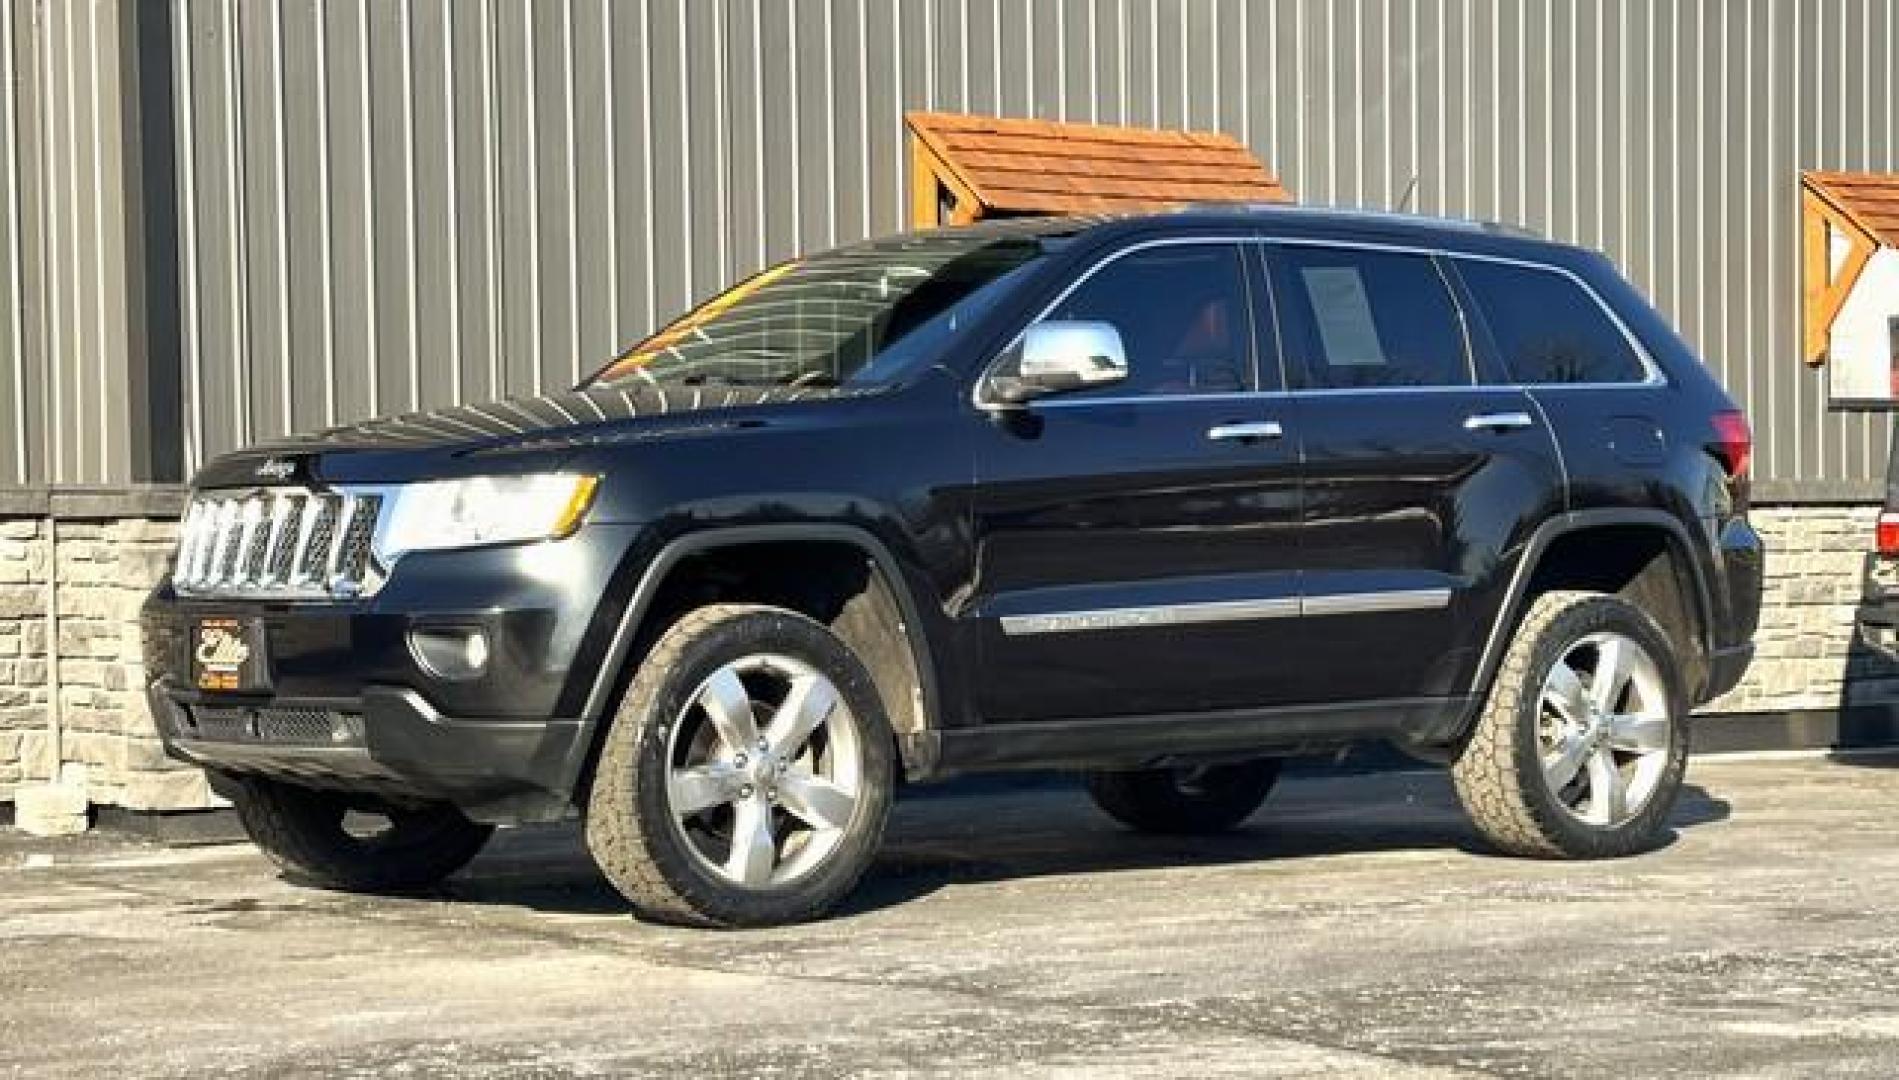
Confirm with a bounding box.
[142,208,1764,927]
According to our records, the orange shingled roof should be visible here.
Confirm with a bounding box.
[906,111,1291,216]
[1804,170,1899,248]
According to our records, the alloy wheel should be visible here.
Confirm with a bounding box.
[1535,631,1674,827]
[664,654,864,888]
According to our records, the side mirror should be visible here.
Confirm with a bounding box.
[986,320,1130,405]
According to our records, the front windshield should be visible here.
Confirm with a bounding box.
[586,232,1052,390]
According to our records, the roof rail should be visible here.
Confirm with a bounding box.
[1179,201,1543,240]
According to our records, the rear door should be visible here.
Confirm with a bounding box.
[967,238,1310,721]
[1451,255,1668,511]
[1263,241,1566,704]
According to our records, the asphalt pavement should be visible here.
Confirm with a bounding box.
[3,753,1898,1078]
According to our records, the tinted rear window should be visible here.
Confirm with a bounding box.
[1271,246,1471,389]
[1459,260,1648,385]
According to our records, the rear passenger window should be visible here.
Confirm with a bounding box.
[1459,260,1648,384]
[1271,247,1472,389]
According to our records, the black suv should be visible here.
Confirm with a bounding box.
[142,208,1763,927]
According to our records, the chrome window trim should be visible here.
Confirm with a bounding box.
[999,587,1451,635]
[973,231,1667,414]
[1032,390,1268,410]
[1261,235,1668,389]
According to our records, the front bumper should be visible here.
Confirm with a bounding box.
[148,681,585,823]
[139,522,643,822]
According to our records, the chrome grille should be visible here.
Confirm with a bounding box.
[172,489,384,599]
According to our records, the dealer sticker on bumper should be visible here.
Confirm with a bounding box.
[192,618,267,692]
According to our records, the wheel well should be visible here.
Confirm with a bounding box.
[581,539,929,791]
[1521,525,1708,685]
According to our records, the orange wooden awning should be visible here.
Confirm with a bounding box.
[1801,170,1899,364]
[906,111,1291,228]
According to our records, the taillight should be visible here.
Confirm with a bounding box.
[1711,410,1752,480]
[1879,512,1899,558]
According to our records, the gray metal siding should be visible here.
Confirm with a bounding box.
[3,0,137,487]
[1,0,33,486]
[2,0,1897,492]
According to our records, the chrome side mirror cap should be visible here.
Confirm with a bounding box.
[985,320,1130,405]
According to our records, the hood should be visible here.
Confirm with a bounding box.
[192,383,862,489]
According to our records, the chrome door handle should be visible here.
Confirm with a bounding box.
[1208,421,1284,441]
[1463,411,1535,432]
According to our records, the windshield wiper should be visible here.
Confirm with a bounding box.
[673,373,768,388]
[781,372,840,389]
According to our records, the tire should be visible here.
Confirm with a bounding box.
[232,776,494,892]
[1451,589,1690,859]
[1085,759,1281,835]
[584,604,897,928]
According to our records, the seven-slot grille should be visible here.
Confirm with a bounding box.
[172,489,383,598]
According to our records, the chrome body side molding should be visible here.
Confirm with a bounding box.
[998,588,1451,636]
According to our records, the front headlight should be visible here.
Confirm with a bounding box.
[374,474,600,564]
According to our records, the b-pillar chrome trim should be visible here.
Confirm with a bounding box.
[998,588,1451,636]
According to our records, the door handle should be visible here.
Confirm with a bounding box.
[1207,420,1284,442]
[1463,411,1535,433]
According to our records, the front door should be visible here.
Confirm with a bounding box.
[1262,241,1566,704]
[967,239,1310,721]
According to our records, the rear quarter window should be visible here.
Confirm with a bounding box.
[1458,259,1649,385]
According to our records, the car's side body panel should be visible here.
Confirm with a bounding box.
[966,391,1309,719]
[1285,384,1566,703]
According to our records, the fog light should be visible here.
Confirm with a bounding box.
[408,626,491,681]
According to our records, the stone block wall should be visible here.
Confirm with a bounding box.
[1701,504,1899,716]
[0,508,215,816]
[51,517,214,811]
[0,519,52,801]
[0,499,1893,824]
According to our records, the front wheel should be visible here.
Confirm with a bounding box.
[585,604,896,928]
[1085,759,1281,835]
[232,776,494,892]
[1451,590,1689,859]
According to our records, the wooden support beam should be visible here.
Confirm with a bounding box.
[1802,187,1880,366]
[908,140,983,229]
[1803,191,1831,364]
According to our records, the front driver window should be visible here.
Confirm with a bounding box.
[1036,243,1255,398]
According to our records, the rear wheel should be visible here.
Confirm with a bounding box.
[1451,590,1689,858]
[1085,759,1281,835]
[232,776,494,892]
[585,604,896,928]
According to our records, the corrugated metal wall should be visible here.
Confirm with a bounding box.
[4,0,1897,494]
[1,0,135,487]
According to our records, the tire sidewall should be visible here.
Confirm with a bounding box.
[233,778,492,892]
[615,608,895,925]
[1509,596,1691,857]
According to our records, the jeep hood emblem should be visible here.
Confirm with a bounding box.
[254,458,296,481]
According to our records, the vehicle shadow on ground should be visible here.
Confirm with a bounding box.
[438,770,1732,920]
[1827,750,1899,768]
